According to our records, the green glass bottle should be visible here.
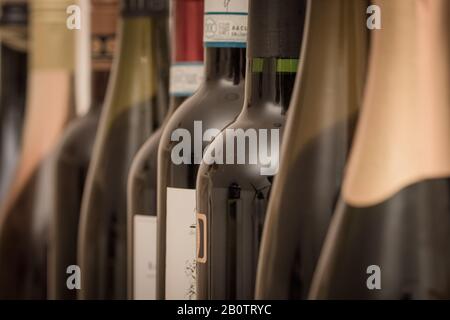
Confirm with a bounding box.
[78,0,169,299]
[255,0,367,299]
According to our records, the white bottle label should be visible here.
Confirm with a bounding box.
[169,63,204,97]
[166,187,197,300]
[133,215,157,300]
[204,0,249,47]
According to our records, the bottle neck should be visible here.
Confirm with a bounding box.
[246,57,298,112]
[204,47,246,83]
[89,28,115,112]
[107,14,169,124]
[0,43,27,96]
[30,3,74,70]
[89,1,118,113]
[90,70,110,112]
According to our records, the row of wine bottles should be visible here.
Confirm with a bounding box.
[0,0,449,300]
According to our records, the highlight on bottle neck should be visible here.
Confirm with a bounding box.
[91,0,119,71]
[121,0,168,17]
[30,0,74,70]
[169,0,204,97]
[31,0,73,23]
[203,0,248,48]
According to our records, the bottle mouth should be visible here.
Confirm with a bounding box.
[121,0,168,17]
[247,0,306,58]
[0,2,28,26]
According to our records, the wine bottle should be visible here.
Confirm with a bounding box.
[78,0,170,300]
[157,0,248,300]
[48,0,119,300]
[0,0,75,299]
[309,0,450,300]
[127,0,204,300]
[0,0,28,203]
[255,0,368,299]
[196,0,306,300]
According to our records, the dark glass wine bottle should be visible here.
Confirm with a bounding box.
[78,0,170,300]
[255,0,368,299]
[196,0,306,300]
[309,0,450,300]
[127,0,204,300]
[157,0,248,300]
[0,0,75,299]
[48,0,118,300]
[0,0,28,203]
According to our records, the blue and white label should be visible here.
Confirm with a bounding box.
[204,0,248,47]
[170,63,204,97]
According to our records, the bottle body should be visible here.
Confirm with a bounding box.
[157,57,246,299]
[0,40,27,203]
[195,0,306,299]
[78,7,170,299]
[0,0,75,299]
[156,0,249,302]
[0,0,28,201]
[50,109,99,299]
[311,180,450,299]
[255,0,367,299]
[48,0,118,300]
[127,0,204,300]
[309,0,450,299]
[196,59,300,299]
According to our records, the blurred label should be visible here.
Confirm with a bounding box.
[204,0,248,47]
[166,188,197,300]
[133,215,157,299]
[91,34,115,71]
[170,63,204,97]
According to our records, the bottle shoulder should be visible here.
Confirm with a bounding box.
[161,82,245,139]
[129,128,162,178]
[197,121,283,190]
[55,112,100,164]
